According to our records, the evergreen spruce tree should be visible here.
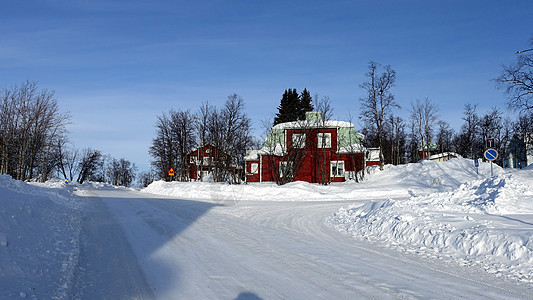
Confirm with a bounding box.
[274,88,300,125]
[298,88,314,120]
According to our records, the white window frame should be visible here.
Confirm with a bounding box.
[292,133,306,148]
[250,163,259,174]
[330,161,345,177]
[202,157,212,166]
[317,132,331,148]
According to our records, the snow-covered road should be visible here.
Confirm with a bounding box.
[73,186,532,299]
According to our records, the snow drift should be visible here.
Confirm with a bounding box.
[327,161,533,283]
[0,175,83,299]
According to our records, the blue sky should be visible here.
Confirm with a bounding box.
[1,1,532,172]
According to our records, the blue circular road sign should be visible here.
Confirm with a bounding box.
[484,148,498,161]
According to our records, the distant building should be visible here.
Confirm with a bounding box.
[365,148,380,166]
[418,143,438,160]
[245,112,366,183]
[426,152,462,162]
[187,144,240,181]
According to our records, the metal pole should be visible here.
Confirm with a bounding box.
[490,161,493,177]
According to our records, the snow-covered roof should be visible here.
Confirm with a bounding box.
[366,148,381,161]
[338,143,366,154]
[244,150,260,161]
[427,152,462,161]
[272,120,355,130]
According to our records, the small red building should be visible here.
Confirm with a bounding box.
[418,143,438,160]
[187,144,239,181]
[245,112,367,183]
[365,148,381,167]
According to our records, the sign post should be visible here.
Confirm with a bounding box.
[474,159,479,174]
[168,168,175,180]
[483,148,498,177]
[486,138,495,149]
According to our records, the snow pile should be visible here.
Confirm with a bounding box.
[327,169,533,283]
[0,175,83,299]
[143,178,420,202]
[143,180,339,202]
[142,159,507,204]
[361,158,504,195]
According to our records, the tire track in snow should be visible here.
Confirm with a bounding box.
[219,200,532,299]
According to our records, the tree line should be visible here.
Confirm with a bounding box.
[359,36,533,169]
[3,38,531,185]
[0,81,137,186]
[149,93,253,183]
[57,146,138,187]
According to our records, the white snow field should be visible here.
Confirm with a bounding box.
[0,158,532,299]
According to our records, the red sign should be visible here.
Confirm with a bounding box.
[168,168,175,176]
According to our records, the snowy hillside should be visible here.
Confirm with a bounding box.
[0,175,84,299]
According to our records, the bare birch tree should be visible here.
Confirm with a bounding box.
[0,81,70,181]
[359,61,398,170]
[495,38,533,112]
[410,98,438,159]
[207,94,252,183]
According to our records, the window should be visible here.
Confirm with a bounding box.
[317,132,331,148]
[202,157,212,166]
[250,163,259,174]
[279,161,294,178]
[292,133,306,148]
[190,156,198,164]
[330,161,345,177]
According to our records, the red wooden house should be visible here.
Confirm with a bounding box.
[187,144,240,181]
[245,112,366,183]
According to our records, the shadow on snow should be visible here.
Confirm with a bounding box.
[71,185,221,299]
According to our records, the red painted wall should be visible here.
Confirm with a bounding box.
[187,144,231,180]
[246,127,365,183]
[246,160,260,182]
[366,160,380,167]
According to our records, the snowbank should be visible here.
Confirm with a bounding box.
[0,175,84,299]
[327,166,533,283]
[143,158,504,202]
[142,180,352,202]
[361,158,505,194]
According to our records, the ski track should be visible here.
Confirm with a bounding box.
[78,186,532,300]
